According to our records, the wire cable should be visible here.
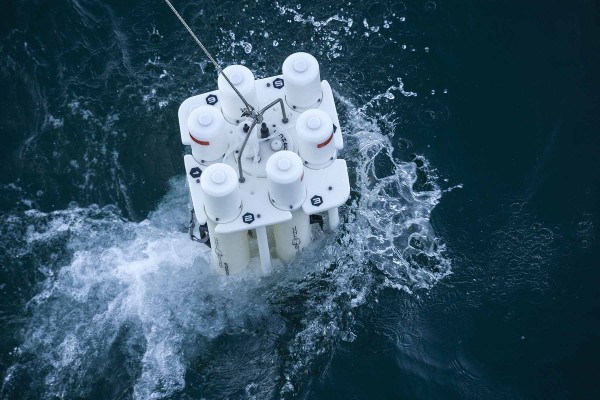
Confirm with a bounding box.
[162,0,289,182]
[162,0,253,112]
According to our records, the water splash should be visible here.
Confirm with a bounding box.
[1,83,450,398]
[1,1,452,398]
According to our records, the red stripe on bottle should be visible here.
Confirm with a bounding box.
[317,133,334,148]
[189,133,209,146]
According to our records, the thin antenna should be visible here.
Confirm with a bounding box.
[162,0,253,112]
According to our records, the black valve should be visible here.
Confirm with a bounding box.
[260,122,270,138]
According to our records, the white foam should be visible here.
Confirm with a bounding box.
[2,10,453,395]
[3,81,453,397]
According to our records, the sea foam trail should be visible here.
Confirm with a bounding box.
[1,183,277,399]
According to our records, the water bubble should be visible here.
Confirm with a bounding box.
[424,1,437,12]
[367,2,388,18]
[404,64,418,78]
[149,33,160,44]
[417,100,450,127]
[149,27,162,44]
[391,2,407,14]
[240,41,253,54]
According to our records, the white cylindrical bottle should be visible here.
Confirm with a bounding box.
[206,219,250,275]
[187,106,228,163]
[282,52,322,109]
[201,163,242,223]
[295,109,336,167]
[266,151,311,262]
[266,151,305,210]
[273,210,311,263]
[200,163,249,274]
[218,65,258,122]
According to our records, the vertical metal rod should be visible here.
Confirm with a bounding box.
[328,207,340,230]
[237,119,258,183]
[259,98,289,124]
[255,226,272,275]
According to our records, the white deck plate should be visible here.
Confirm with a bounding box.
[178,77,343,151]
[215,177,292,234]
[322,80,343,150]
[302,159,351,215]
[180,73,349,233]
[184,155,208,225]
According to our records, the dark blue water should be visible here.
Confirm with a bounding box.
[1,1,599,399]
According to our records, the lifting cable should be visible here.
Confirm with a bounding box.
[162,0,289,182]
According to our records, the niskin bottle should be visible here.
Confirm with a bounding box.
[282,52,322,109]
[187,105,228,165]
[266,151,311,262]
[200,163,250,274]
[295,108,337,168]
[217,65,258,123]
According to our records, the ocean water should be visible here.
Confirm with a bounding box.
[1,0,599,399]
